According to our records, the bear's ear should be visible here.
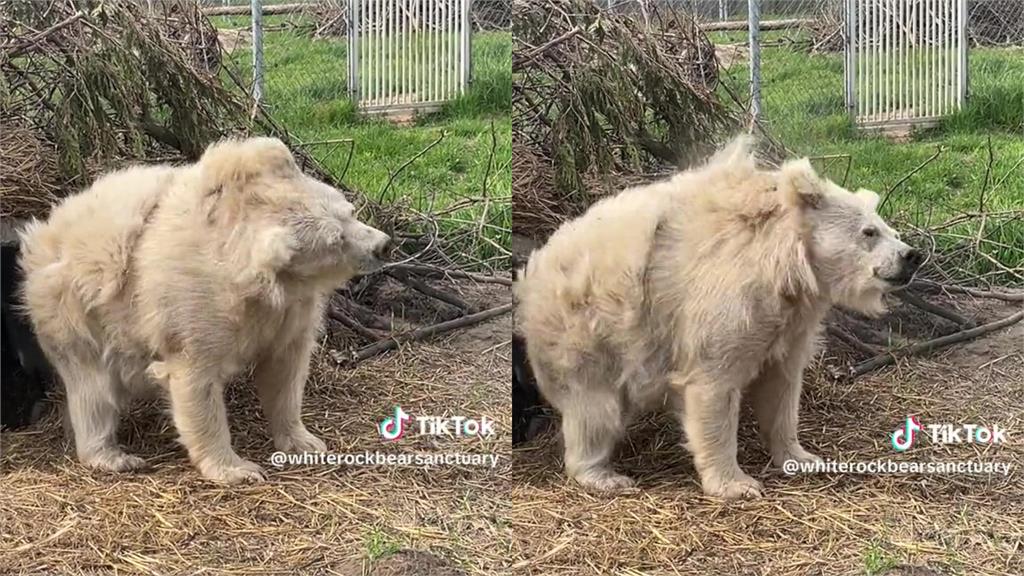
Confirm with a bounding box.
[198,137,298,194]
[240,225,296,307]
[779,157,824,210]
[855,188,881,212]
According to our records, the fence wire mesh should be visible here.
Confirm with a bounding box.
[194,0,510,116]
[605,0,1020,153]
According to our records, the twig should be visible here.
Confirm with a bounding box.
[850,310,1024,377]
[878,146,944,212]
[377,131,446,203]
[331,303,514,365]
[826,325,883,357]
[327,302,386,341]
[979,135,994,214]
[513,26,582,69]
[908,280,1024,302]
[2,11,85,58]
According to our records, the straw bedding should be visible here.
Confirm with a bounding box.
[0,284,513,576]
[508,295,1024,575]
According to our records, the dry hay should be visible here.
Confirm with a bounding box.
[510,294,1024,575]
[0,282,513,576]
[512,0,739,240]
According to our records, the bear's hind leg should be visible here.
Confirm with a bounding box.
[561,388,634,492]
[53,352,147,472]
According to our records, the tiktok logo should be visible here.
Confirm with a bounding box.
[891,416,923,451]
[379,406,411,441]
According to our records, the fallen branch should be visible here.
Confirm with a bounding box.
[331,303,513,365]
[385,270,476,312]
[908,280,1024,302]
[893,290,975,327]
[513,26,581,69]
[2,10,84,58]
[384,263,514,286]
[849,310,1024,377]
[201,3,310,16]
[701,18,814,32]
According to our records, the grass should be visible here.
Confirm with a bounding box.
[716,41,1024,283]
[364,527,402,561]
[863,543,901,575]
[219,22,511,266]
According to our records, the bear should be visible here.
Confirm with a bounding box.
[514,136,922,498]
[2,243,54,430]
[18,137,392,483]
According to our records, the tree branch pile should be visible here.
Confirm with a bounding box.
[513,0,739,240]
[1,0,240,219]
[1,0,512,364]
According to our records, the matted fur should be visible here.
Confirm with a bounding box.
[19,137,391,483]
[515,136,921,498]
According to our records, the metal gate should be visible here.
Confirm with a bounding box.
[844,0,968,128]
[348,0,472,114]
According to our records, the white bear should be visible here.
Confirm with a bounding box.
[515,136,921,498]
[19,137,391,483]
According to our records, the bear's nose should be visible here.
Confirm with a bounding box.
[373,236,394,261]
[902,248,923,270]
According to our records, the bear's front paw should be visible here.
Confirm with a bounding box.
[82,450,149,473]
[572,468,637,493]
[773,444,823,468]
[200,457,266,484]
[701,470,763,500]
[274,428,327,454]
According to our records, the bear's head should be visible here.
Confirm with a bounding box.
[780,158,923,316]
[198,138,393,291]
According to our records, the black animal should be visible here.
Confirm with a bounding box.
[1,243,53,429]
[512,334,543,445]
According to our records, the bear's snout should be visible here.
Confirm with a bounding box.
[901,247,923,271]
[372,235,394,262]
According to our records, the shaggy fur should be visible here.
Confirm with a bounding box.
[19,137,391,483]
[515,137,921,498]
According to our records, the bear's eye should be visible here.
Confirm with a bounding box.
[862,227,878,238]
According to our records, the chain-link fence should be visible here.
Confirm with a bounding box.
[617,0,1024,152]
[196,0,509,118]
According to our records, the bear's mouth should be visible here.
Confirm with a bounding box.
[877,272,914,288]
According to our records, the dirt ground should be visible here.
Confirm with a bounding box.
[509,296,1023,576]
[0,282,513,576]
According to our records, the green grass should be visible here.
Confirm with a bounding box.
[719,43,1024,282]
[863,542,901,575]
[364,527,402,561]
[220,26,511,266]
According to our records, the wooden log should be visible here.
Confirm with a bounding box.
[202,3,312,17]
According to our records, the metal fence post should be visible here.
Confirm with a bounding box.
[747,0,761,123]
[462,0,472,90]
[958,0,968,104]
[251,0,264,106]
[844,0,856,116]
[349,0,360,102]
